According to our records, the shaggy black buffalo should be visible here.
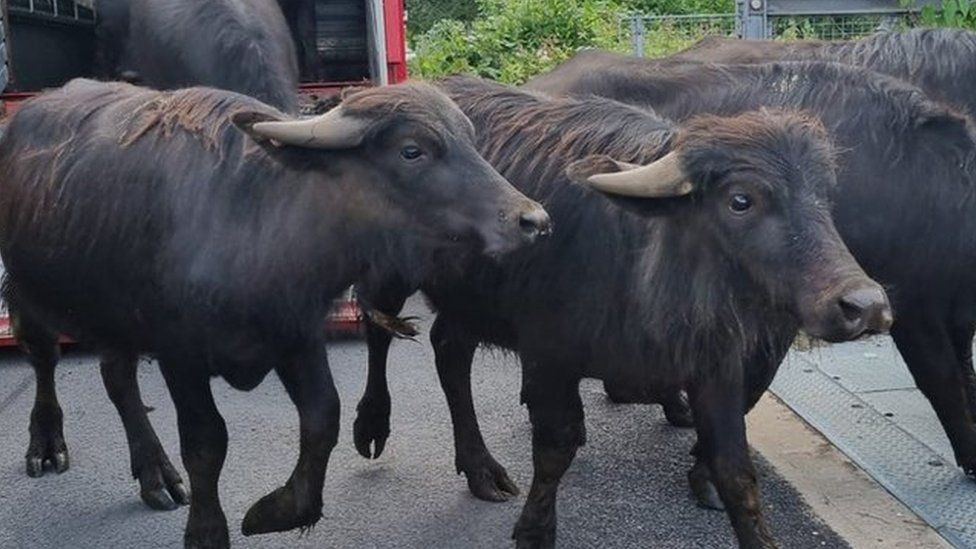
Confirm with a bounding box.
[356,76,890,548]
[527,55,976,493]
[95,0,299,113]
[276,0,319,80]
[668,28,976,118]
[0,78,549,548]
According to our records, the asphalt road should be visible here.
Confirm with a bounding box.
[0,299,847,548]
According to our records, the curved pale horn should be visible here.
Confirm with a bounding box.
[585,151,693,198]
[249,106,372,150]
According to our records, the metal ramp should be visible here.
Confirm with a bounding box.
[773,338,976,547]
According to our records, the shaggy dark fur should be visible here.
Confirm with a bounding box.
[529,56,976,494]
[276,0,319,80]
[0,78,543,548]
[356,76,888,548]
[95,0,300,113]
[671,28,976,118]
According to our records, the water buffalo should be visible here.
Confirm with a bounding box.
[668,28,976,118]
[276,0,319,81]
[357,76,890,548]
[95,0,299,113]
[0,78,549,548]
[526,55,976,491]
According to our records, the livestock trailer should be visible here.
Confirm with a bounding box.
[0,0,409,344]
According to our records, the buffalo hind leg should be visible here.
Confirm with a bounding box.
[242,341,338,535]
[100,351,189,510]
[160,357,229,549]
[353,281,410,459]
[431,315,518,501]
[893,317,976,477]
[948,318,976,421]
[690,369,775,549]
[13,309,69,477]
[512,363,584,548]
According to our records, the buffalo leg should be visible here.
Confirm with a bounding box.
[242,341,338,535]
[431,315,519,502]
[100,351,189,510]
[688,331,794,511]
[690,368,775,549]
[948,318,976,420]
[512,364,584,549]
[13,309,69,477]
[160,359,229,549]
[893,317,976,476]
[353,283,409,459]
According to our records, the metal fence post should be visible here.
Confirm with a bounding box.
[630,16,645,57]
[737,0,768,39]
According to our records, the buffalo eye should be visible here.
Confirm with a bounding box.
[728,193,753,215]
[400,145,424,162]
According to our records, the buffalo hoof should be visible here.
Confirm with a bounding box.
[662,393,695,428]
[353,394,391,459]
[137,451,190,511]
[688,465,725,511]
[462,456,520,502]
[185,519,230,549]
[241,484,321,536]
[512,527,556,549]
[25,434,69,478]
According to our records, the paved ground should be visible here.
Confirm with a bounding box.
[774,339,976,548]
[0,300,849,548]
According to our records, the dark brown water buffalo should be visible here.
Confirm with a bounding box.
[356,76,890,548]
[95,0,299,113]
[276,0,319,81]
[667,28,976,118]
[526,55,976,491]
[0,78,549,548]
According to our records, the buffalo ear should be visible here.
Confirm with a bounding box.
[231,110,290,144]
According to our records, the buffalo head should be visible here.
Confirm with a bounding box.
[232,82,551,257]
[568,109,892,342]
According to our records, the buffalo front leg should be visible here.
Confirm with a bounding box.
[100,351,189,510]
[160,359,229,549]
[431,315,518,502]
[512,364,584,549]
[353,282,410,459]
[893,317,976,477]
[13,309,69,477]
[690,369,776,549]
[242,342,338,535]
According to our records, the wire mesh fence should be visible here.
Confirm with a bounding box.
[622,1,929,56]
[768,13,914,40]
[619,13,736,57]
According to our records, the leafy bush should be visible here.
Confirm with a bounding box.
[411,0,625,84]
[914,0,976,29]
[623,0,733,14]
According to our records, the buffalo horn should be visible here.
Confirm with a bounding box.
[585,151,693,198]
[249,107,371,150]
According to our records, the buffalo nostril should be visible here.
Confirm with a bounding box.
[519,208,552,241]
[838,286,892,333]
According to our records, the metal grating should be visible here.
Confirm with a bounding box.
[772,341,976,547]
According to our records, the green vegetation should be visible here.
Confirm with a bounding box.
[913,0,976,28]
[410,0,732,84]
[408,0,976,85]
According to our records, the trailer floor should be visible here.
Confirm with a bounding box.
[774,338,976,548]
